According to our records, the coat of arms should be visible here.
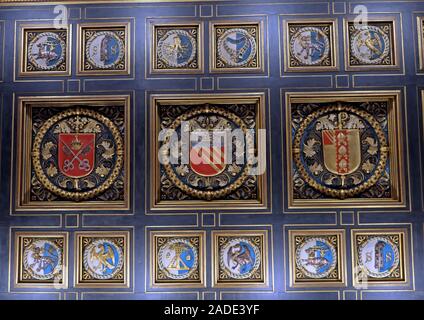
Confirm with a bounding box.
[292,103,389,199]
[32,107,124,201]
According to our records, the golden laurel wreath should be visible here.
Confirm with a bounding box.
[161,105,254,201]
[293,105,388,199]
[32,107,124,201]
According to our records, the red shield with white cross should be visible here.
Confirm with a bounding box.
[189,139,226,177]
[58,133,95,178]
[322,129,361,175]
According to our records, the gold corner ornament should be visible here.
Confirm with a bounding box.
[32,107,124,201]
[293,104,388,199]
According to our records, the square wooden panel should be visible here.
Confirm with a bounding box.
[150,230,206,288]
[212,230,268,288]
[210,21,263,73]
[288,229,346,288]
[284,19,338,72]
[15,95,131,211]
[19,24,70,77]
[151,22,203,74]
[351,228,409,286]
[14,231,68,289]
[149,93,267,211]
[344,18,399,70]
[285,91,405,209]
[77,22,130,75]
[75,231,130,288]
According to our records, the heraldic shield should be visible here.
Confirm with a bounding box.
[189,135,227,177]
[322,129,361,178]
[58,133,95,178]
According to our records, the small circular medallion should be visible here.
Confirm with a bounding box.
[86,31,125,69]
[358,236,399,278]
[32,108,124,201]
[28,32,66,70]
[158,238,198,280]
[83,239,124,280]
[157,29,196,68]
[217,28,256,67]
[290,26,330,66]
[219,238,261,279]
[23,239,62,280]
[295,237,337,278]
[351,25,390,64]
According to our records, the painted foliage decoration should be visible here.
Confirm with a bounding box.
[15,233,67,288]
[152,232,204,287]
[22,27,68,75]
[76,232,129,287]
[213,231,267,287]
[30,106,125,202]
[153,24,201,72]
[352,229,407,285]
[212,22,262,72]
[347,21,396,68]
[291,101,391,201]
[286,21,337,70]
[158,102,259,202]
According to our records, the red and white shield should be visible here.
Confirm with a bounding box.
[189,139,226,177]
[58,133,95,178]
[322,129,361,175]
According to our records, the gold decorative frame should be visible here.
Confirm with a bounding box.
[211,230,269,288]
[149,93,267,211]
[210,21,264,73]
[15,95,131,211]
[74,231,130,288]
[343,17,400,71]
[18,24,71,77]
[14,231,68,289]
[288,229,346,288]
[77,22,130,76]
[150,230,206,288]
[150,22,204,74]
[285,91,405,209]
[351,228,409,287]
[283,18,339,72]
[417,17,424,71]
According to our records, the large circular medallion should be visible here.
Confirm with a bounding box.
[295,237,337,278]
[350,25,390,64]
[157,29,196,68]
[28,32,66,70]
[83,239,124,280]
[293,105,388,199]
[219,238,261,279]
[32,108,124,201]
[161,106,254,201]
[290,27,330,66]
[86,31,125,69]
[358,236,399,278]
[158,238,198,280]
[217,28,256,67]
[23,239,62,280]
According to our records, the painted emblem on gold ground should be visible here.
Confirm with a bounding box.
[291,101,390,200]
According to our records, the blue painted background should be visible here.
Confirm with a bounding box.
[0,0,423,300]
